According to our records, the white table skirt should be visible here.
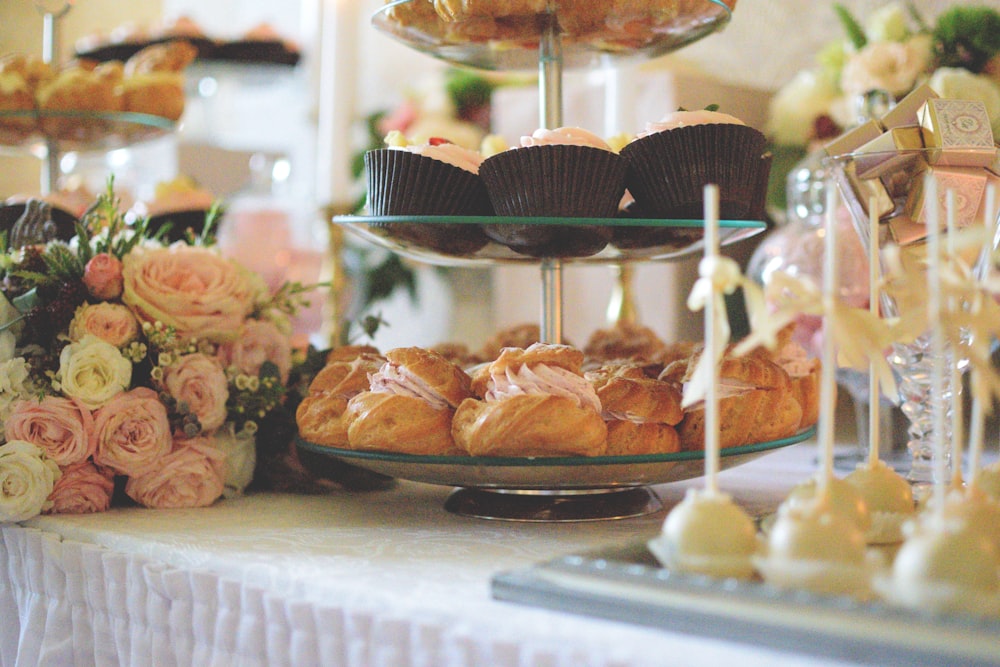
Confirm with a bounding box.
[1,442,862,667]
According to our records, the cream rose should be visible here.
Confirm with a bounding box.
[163,353,229,433]
[0,440,61,522]
[124,437,225,508]
[68,302,140,347]
[122,244,262,342]
[93,386,172,477]
[927,68,1000,136]
[212,422,256,498]
[45,461,114,514]
[766,69,842,146]
[840,40,932,97]
[6,396,95,466]
[216,318,293,384]
[56,335,132,410]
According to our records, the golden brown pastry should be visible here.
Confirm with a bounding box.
[344,347,472,455]
[664,349,803,451]
[429,342,485,370]
[37,67,121,113]
[583,321,666,365]
[452,342,607,457]
[477,322,541,361]
[123,40,197,76]
[326,344,382,363]
[295,351,385,448]
[433,0,548,22]
[0,71,35,134]
[121,72,185,120]
[588,362,683,456]
[604,420,679,456]
[0,54,53,95]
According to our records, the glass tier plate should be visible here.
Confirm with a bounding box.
[0,110,175,157]
[296,426,813,491]
[372,0,734,70]
[336,215,766,266]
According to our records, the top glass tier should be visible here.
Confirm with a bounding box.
[372,0,734,71]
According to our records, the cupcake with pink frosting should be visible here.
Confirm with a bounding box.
[364,131,491,256]
[478,126,624,257]
[621,108,770,220]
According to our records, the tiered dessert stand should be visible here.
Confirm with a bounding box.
[300,0,815,521]
[1,1,176,194]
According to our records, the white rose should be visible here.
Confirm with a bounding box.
[864,3,910,43]
[0,440,61,522]
[57,334,133,410]
[767,69,841,145]
[0,356,36,432]
[212,422,256,498]
[928,68,1000,137]
[840,40,931,97]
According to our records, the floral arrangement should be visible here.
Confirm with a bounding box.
[765,1,1000,209]
[0,183,324,523]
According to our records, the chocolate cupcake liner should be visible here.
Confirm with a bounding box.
[478,145,624,257]
[622,124,768,220]
[365,149,493,217]
[479,144,627,218]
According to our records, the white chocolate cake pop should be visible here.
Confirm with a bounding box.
[780,474,872,535]
[922,486,1000,555]
[755,494,873,597]
[845,459,915,544]
[874,516,1000,616]
[648,488,759,579]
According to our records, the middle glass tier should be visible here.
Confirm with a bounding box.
[336,214,766,266]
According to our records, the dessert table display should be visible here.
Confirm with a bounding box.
[2,439,926,667]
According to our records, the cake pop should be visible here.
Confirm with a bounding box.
[648,185,760,580]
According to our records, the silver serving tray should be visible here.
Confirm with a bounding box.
[492,541,1000,666]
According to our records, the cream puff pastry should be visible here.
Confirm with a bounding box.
[452,343,607,457]
[344,347,472,455]
[296,350,385,448]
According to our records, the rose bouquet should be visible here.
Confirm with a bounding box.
[0,181,324,522]
[765,1,1000,210]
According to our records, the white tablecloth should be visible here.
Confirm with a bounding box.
[1,442,865,667]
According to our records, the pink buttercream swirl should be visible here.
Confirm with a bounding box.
[368,363,449,410]
[639,110,746,137]
[519,126,612,150]
[486,364,601,413]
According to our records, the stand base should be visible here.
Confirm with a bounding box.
[444,486,662,522]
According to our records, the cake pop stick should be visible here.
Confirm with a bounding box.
[945,190,964,490]
[816,183,840,496]
[703,183,721,494]
[867,195,881,465]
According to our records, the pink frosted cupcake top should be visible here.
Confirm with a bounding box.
[385,131,484,174]
[639,110,746,137]
[519,126,612,150]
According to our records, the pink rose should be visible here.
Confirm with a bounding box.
[163,353,230,434]
[122,244,262,342]
[46,461,114,514]
[83,253,124,300]
[93,387,172,476]
[217,318,292,383]
[68,302,140,347]
[6,396,95,466]
[124,437,225,508]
